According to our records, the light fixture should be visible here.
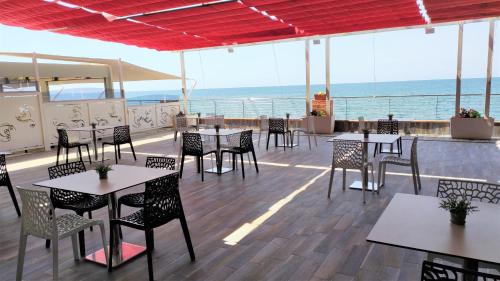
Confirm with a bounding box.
[313,39,321,45]
[228,47,234,53]
[425,27,435,34]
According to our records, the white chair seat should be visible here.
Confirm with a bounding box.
[380,155,411,166]
[56,213,105,239]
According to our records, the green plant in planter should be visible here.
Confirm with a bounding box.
[95,163,112,180]
[439,196,478,225]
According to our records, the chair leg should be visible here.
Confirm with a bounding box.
[275,133,278,147]
[240,153,245,179]
[196,157,200,173]
[370,166,375,193]
[85,144,92,164]
[76,212,85,258]
[251,150,259,173]
[282,134,286,151]
[313,134,318,147]
[201,156,204,181]
[71,234,80,261]
[108,222,114,272]
[381,163,387,187]
[129,142,137,161]
[258,131,262,147]
[117,144,121,159]
[98,223,109,264]
[411,164,419,195]
[377,162,383,192]
[46,239,51,248]
[328,167,335,199]
[308,134,312,150]
[78,146,83,162]
[179,216,196,262]
[56,145,61,165]
[101,143,106,163]
[6,182,21,216]
[373,143,378,157]
[16,233,28,281]
[114,145,118,164]
[342,168,346,191]
[415,162,422,190]
[266,132,271,150]
[145,229,154,281]
[174,131,178,142]
[180,154,185,178]
[65,146,69,164]
[52,236,59,281]
[88,211,93,231]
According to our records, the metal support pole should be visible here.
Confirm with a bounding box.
[325,37,332,115]
[305,40,311,116]
[180,51,188,114]
[32,53,50,151]
[117,58,125,99]
[485,20,495,118]
[455,23,464,116]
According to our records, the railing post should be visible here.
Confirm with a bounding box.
[345,99,348,120]
[388,97,391,115]
[242,100,245,118]
[214,100,217,115]
[271,99,275,117]
[435,96,439,119]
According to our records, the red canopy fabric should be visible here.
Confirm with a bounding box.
[0,0,498,51]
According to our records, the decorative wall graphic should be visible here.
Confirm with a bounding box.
[15,104,36,128]
[44,102,90,145]
[88,101,126,137]
[108,104,123,122]
[50,105,86,138]
[0,123,15,142]
[128,105,157,132]
[155,103,180,127]
[0,94,43,151]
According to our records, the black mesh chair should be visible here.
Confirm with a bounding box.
[0,154,21,216]
[102,125,137,164]
[45,161,108,257]
[108,174,195,281]
[117,156,175,238]
[56,128,92,165]
[266,118,292,151]
[373,119,401,157]
[421,261,500,281]
[221,130,259,179]
[180,132,217,181]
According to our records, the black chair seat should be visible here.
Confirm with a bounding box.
[113,207,179,230]
[55,194,108,212]
[118,193,144,208]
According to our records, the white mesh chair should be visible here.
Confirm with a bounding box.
[16,187,108,281]
[291,117,318,150]
[358,116,365,133]
[257,115,268,147]
[328,140,374,203]
[174,116,191,142]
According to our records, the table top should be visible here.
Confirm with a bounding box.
[367,193,500,264]
[328,133,400,144]
[33,165,177,196]
[198,129,243,136]
[66,125,115,132]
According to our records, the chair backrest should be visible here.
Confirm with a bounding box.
[48,161,87,208]
[146,156,175,170]
[57,128,70,147]
[377,119,398,135]
[332,140,363,170]
[260,115,269,130]
[143,173,182,228]
[175,116,188,130]
[0,154,10,186]
[239,130,254,152]
[421,261,500,281]
[18,187,55,239]
[358,116,365,133]
[269,118,285,133]
[436,179,500,204]
[182,132,203,156]
[226,132,241,147]
[113,125,131,144]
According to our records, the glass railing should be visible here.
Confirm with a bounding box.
[127,93,500,120]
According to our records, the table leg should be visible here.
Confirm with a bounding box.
[85,192,145,267]
[92,130,98,161]
[362,142,368,203]
[216,134,221,174]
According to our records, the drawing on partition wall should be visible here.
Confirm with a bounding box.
[94,117,110,126]
[51,105,86,138]
[15,104,36,128]
[130,108,154,129]
[108,104,123,122]
[0,123,15,142]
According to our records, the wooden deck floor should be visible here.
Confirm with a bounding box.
[1,129,500,281]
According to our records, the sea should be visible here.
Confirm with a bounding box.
[59,78,500,120]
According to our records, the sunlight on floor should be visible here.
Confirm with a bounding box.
[223,169,330,246]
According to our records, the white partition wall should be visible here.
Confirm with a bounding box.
[155,103,180,128]
[128,105,157,132]
[88,100,126,138]
[0,94,44,151]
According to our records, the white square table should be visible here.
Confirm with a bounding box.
[328,133,401,193]
[367,193,500,271]
[66,125,115,161]
[198,129,243,174]
[33,165,177,268]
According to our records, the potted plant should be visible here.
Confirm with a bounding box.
[95,163,112,180]
[214,124,220,133]
[450,107,494,140]
[362,128,370,139]
[314,91,327,100]
[439,196,478,225]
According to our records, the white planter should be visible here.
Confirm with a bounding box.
[450,117,494,140]
[306,115,335,134]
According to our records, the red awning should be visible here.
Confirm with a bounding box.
[0,0,498,51]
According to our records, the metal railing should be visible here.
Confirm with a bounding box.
[127,93,500,120]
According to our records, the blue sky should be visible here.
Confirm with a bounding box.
[0,21,498,91]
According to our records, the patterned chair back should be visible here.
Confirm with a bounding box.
[146,156,175,170]
[182,132,203,156]
[175,116,188,130]
[259,115,269,131]
[239,130,254,152]
[437,179,500,204]
[18,187,55,239]
[48,161,87,208]
[144,173,182,228]
[421,261,500,281]
[113,125,131,144]
[0,154,10,186]
[269,118,285,133]
[332,140,363,170]
[57,129,70,147]
[377,119,398,135]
